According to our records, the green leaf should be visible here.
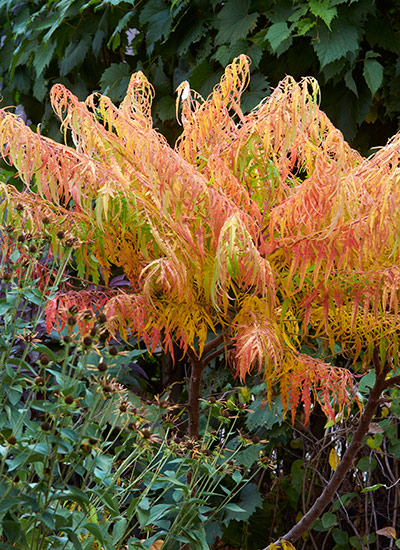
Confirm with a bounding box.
[356,456,377,472]
[99,62,130,103]
[60,37,90,76]
[33,40,57,77]
[83,523,105,545]
[139,0,172,45]
[363,58,383,97]
[225,503,247,513]
[266,22,292,52]
[308,0,337,29]
[344,70,358,96]
[112,518,127,544]
[332,528,349,545]
[322,512,337,529]
[312,20,359,68]
[361,483,387,493]
[215,0,259,45]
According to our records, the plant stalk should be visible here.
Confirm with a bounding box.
[263,359,392,549]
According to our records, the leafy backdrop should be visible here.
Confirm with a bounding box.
[0,0,399,150]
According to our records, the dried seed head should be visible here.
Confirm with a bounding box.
[99,329,109,342]
[67,316,77,326]
[15,203,24,212]
[81,443,91,453]
[119,403,128,413]
[109,346,118,356]
[209,396,216,404]
[97,361,107,372]
[17,234,26,243]
[29,244,37,254]
[39,353,50,365]
[185,441,194,450]
[68,304,79,315]
[251,435,260,444]
[7,435,17,445]
[40,421,51,431]
[83,336,93,347]
[56,230,65,240]
[82,309,93,320]
[42,216,50,225]
[64,395,74,405]
[2,271,12,281]
[63,335,71,344]
[128,422,136,431]
[90,327,97,337]
[34,376,45,386]
[5,225,14,233]
[103,384,113,393]
[97,313,107,324]
[142,429,151,439]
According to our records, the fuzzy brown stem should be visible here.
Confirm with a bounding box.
[263,363,391,549]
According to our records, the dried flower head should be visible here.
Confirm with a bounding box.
[7,435,17,445]
[64,395,74,405]
[40,421,51,431]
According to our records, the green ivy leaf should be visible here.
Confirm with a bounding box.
[215,0,259,45]
[363,58,383,97]
[312,20,359,68]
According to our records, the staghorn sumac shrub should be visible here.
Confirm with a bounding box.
[1,55,400,547]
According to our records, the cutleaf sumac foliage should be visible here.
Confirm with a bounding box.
[2,54,400,546]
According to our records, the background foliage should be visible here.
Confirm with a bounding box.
[1,0,400,150]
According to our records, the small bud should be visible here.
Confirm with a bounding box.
[97,361,107,372]
[40,421,51,431]
[64,395,74,405]
[7,435,17,445]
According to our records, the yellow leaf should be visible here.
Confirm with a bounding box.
[329,448,340,471]
[376,526,396,539]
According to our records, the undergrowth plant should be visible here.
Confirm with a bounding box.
[1,55,400,547]
[0,223,264,550]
